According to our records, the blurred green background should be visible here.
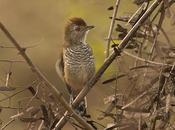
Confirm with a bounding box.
[0,0,175,129]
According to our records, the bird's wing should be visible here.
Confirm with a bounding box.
[55,52,64,81]
[55,51,72,94]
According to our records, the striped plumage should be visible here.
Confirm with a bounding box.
[63,43,95,95]
[55,18,95,113]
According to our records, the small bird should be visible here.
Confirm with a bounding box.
[56,17,95,115]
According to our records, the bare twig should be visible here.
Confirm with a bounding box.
[127,2,147,25]
[0,22,94,130]
[0,86,32,103]
[0,59,24,63]
[1,119,15,130]
[123,51,172,66]
[56,0,163,129]
[25,84,40,108]
[121,86,154,110]
[160,27,172,47]
[0,106,23,110]
[105,0,120,58]
[0,44,39,49]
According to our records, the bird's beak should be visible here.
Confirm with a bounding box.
[85,25,95,31]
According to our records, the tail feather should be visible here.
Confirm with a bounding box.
[75,98,87,116]
[70,94,87,116]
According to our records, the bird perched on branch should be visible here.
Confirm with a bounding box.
[56,17,95,115]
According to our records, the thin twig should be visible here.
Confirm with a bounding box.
[0,106,23,110]
[0,86,31,103]
[105,0,120,58]
[1,119,15,130]
[127,2,147,25]
[0,59,24,63]
[25,83,40,108]
[0,44,39,49]
[160,27,172,47]
[123,51,172,66]
[55,0,163,129]
[0,21,94,130]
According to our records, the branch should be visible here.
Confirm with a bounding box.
[1,119,15,130]
[55,0,163,129]
[74,0,162,113]
[123,51,172,66]
[105,0,121,58]
[0,86,32,103]
[0,43,39,49]
[0,22,94,130]
[0,59,24,63]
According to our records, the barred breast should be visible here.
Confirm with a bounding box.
[63,43,95,93]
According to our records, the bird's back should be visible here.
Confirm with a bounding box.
[63,43,95,94]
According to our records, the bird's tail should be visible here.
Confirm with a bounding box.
[67,85,87,116]
[70,95,87,116]
[75,97,87,116]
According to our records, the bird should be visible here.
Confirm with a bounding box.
[55,17,95,116]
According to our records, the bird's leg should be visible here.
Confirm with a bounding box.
[77,97,87,116]
[65,84,74,105]
[70,91,74,105]
[84,96,87,109]
[70,90,87,116]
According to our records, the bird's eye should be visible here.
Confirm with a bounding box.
[74,26,80,31]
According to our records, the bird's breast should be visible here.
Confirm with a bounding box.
[63,44,95,91]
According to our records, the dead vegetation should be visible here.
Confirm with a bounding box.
[0,0,175,130]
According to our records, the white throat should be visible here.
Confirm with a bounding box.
[81,30,89,44]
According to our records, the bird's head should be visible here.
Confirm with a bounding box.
[64,17,94,46]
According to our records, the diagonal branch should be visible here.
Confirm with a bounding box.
[0,22,94,130]
[74,0,162,112]
[56,0,163,129]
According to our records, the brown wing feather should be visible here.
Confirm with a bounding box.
[55,51,72,94]
[55,52,64,81]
